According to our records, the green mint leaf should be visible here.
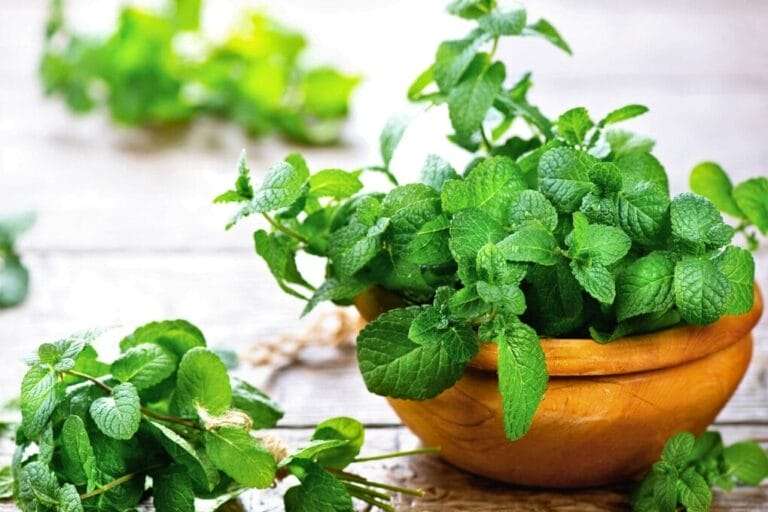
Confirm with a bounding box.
[0,249,28,308]
[497,224,559,266]
[689,162,744,219]
[538,147,596,212]
[89,383,141,440]
[204,427,277,488]
[17,461,59,509]
[447,0,495,19]
[449,208,506,271]
[588,162,623,196]
[599,104,649,126]
[723,442,768,485]
[302,277,368,317]
[408,64,435,101]
[580,193,618,226]
[677,467,712,512]
[405,215,453,266]
[382,184,442,261]
[434,30,490,92]
[523,18,572,54]
[379,114,410,170]
[283,459,353,512]
[556,107,593,146]
[0,466,12,499]
[606,129,655,158]
[525,258,585,336]
[357,307,477,400]
[145,420,220,492]
[60,415,97,490]
[570,260,615,304]
[447,55,505,138]
[615,152,669,196]
[673,256,731,325]
[496,320,547,440]
[662,432,695,470]
[732,177,768,234]
[57,483,83,512]
[308,169,363,199]
[111,343,178,390]
[329,217,390,279]
[476,242,527,285]
[231,377,284,429]
[173,347,232,417]
[615,252,675,321]
[420,154,460,192]
[442,156,526,223]
[479,6,527,36]
[152,465,195,512]
[20,363,62,438]
[120,319,206,358]
[569,213,631,266]
[310,417,365,469]
[214,150,253,204]
[671,193,733,250]
[508,190,558,232]
[617,182,670,246]
[716,246,755,315]
[254,229,312,299]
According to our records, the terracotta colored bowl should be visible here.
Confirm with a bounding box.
[354,286,764,488]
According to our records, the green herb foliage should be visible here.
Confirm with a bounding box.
[0,213,34,309]
[10,321,429,512]
[633,431,768,511]
[217,1,757,444]
[41,0,359,145]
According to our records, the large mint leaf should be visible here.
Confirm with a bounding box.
[308,169,362,199]
[357,307,477,400]
[173,348,232,417]
[538,147,596,212]
[723,442,768,485]
[405,215,452,265]
[733,177,768,234]
[89,383,141,440]
[329,218,390,278]
[20,364,62,438]
[689,162,744,218]
[508,190,558,232]
[571,260,615,304]
[674,256,731,325]
[120,320,205,358]
[442,156,526,223]
[556,107,593,146]
[145,420,220,492]
[283,460,353,512]
[310,417,365,470]
[497,224,559,265]
[716,246,755,315]
[678,467,712,512]
[615,252,675,321]
[17,462,59,510]
[420,154,460,192]
[447,55,505,137]
[152,465,195,512]
[57,484,83,512]
[434,30,490,92]
[60,415,97,490]
[448,208,506,264]
[617,182,670,246]
[496,321,547,440]
[671,193,733,249]
[204,427,277,488]
[382,184,441,261]
[569,213,631,266]
[111,343,178,390]
[615,152,669,196]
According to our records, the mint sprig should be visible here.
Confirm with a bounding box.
[8,321,430,512]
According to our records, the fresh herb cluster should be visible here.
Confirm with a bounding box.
[0,213,34,309]
[8,320,427,511]
[218,0,760,447]
[41,0,359,144]
[633,431,768,512]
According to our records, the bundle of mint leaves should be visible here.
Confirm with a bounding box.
[41,0,359,144]
[8,320,427,511]
[0,213,34,309]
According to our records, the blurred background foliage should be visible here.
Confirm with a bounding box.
[40,0,360,145]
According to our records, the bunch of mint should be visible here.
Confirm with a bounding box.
[218,0,758,446]
[7,320,427,511]
[0,213,34,309]
[633,431,768,512]
[41,0,359,145]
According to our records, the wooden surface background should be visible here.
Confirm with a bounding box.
[1,0,767,510]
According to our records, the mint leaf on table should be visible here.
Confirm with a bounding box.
[689,162,745,219]
[496,320,546,440]
[111,343,178,390]
[538,147,596,212]
[733,177,768,234]
[662,432,695,470]
[678,467,713,512]
[356,307,478,400]
[615,251,675,321]
[310,417,365,469]
[204,427,277,488]
[674,256,731,325]
[447,55,505,138]
[173,347,232,417]
[89,383,141,440]
[716,246,755,315]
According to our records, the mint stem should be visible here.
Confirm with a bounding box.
[352,446,440,463]
[65,370,112,393]
[329,469,424,497]
[261,213,310,245]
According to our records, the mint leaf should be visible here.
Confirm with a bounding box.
[556,107,593,146]
[18,462,59,509]
[214,151,253,203]
[689,162,744,218]
[379,114,409,170]
[231,378,284,429]
[111,343,178,390]
[678,467,712,512]
[406,215,452,265]
[442,156,526,222]
[205,427,277,488]
[674,256,731,325]
[538,147,596,212]
[449,208,506,266]
[508,190,558,231]
[524,18,572,54]
[617,182,670,246]
[284,460,353,512]
[615,152,669,196]
[21,364,62,438]
[408,64,435,101]
[599,104,648,126]
[525,258,585,336]
[497,224,559,265]
[434,30,490,92]
[479,7,527,36]
[173,347,232,417]
[310,417,365,469]
[146,420,220,492]
[606,129,655,157]
[120,319,206,358]
[153,465,195,512]
[57,483,83,512]
[447,55,505,137]
[60,415,97,490]
[615,252,675,321]
[89,383,141,440]
[671,193,733,250]
[447,0,495,19]
[302,277,368,316]
[330,217,390,278]
[230,158,309,226]
[716,246,755,315]
[662,432,695,470]
[496,320,546,440]
[254,229,311,299]
[569,213,631,266]
[420,154,459,192]
[308,169,363,199]
[357,307,477,400]
[723,442,768,485]
[588,162,623,196]
[570,260,615,304]
[733,177,768,234]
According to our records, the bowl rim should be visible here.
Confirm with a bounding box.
[354,284,763,377]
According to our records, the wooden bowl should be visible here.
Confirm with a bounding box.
[354,286,764,488]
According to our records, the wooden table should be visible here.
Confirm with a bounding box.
[1,0,767,509]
